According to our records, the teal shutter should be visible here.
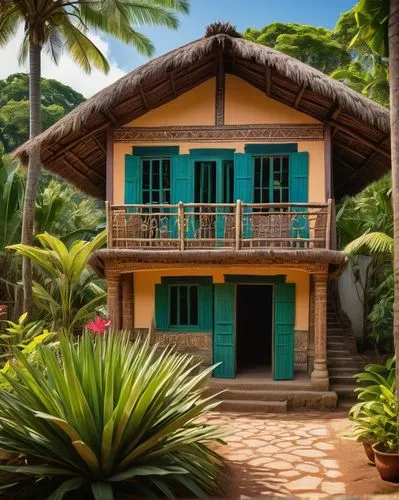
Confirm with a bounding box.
[213,284,235,378]
[199,284,213,331]
[171,155,193,238]
[234,153,253,238]
[274,283,295,380]
[155,284,168,329]
[125,154,142,204]
[289,152,309,240]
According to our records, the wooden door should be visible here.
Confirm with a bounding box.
[213,284,235,378]
[274,283,295,380]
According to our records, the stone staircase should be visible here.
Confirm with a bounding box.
[327,282,364,408]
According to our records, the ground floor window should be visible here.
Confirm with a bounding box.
[169,285,199,327]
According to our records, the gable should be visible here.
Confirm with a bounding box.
[224,75,319,125]
[127,78,216,127]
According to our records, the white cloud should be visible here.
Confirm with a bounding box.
[0,27,126,97]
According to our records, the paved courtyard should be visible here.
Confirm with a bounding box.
[199,411,399,498]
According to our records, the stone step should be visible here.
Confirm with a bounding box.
[327,335,346,341]
[327,341,347,349]
[328,327,344,334]
[330,374,357,385]
[327,357,362,368]
[218,399,288,413]
[331,384,357,400]
[329,366,360,376]
[328,349,353,358]
[207,380,312,392]
[338,400,355,411]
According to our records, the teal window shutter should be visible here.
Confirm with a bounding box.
[155,284,168,329]
[171,154,193,203]
[213,284,235,379]
[125,154,142,204]
[274,283,295,380]
[234,153,253,238]
[289,152,309,240]
[199,284,213,331]
[289,152,309,203]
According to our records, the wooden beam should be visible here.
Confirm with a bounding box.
[62,158,103,190]
[329,119,390,159]
[67,150,105,182]
[265,65,272,96]
[324,124,332,199]
[139,86,149,110]
[215,50,225,126]
[333,139,368,160]
[293,84,306,109]
[335,157,357,173]
[92,135,106,155]
[169,72,177,97]
[106,126,114,203]
[102,111,119,127]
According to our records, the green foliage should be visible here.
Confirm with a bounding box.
[368,271,394,349]
[0,74,85,152]
[0,333,225,499]
[7,232,107,333]
[351,0,389,58]
[0,312,45,348]
[348,358,396,447]
[244,22,351,74]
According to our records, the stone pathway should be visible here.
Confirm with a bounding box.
[198,412,399,498]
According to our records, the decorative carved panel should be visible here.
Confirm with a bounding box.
[295,329,309,371]
[114,124,324,143]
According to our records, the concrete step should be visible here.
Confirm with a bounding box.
[218,399,288,413]
[331,384,357,399]
[329,366,360,376]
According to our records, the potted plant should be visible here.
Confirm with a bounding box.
[371,384,399,482]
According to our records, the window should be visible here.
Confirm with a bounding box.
[169,285,199,327]
[142,158,170,205]
[254,156,289,204]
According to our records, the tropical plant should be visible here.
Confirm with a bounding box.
[0,0,190,315]
[351,0,399,390]
[0,332,225,499]
[0,312,45,349]
[7,232,107,333]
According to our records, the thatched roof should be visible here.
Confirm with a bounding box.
[89,248,347,278]
[14,22,391,198]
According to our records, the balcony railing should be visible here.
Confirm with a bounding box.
[106,200,332,250]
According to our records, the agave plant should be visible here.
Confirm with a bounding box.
[7,232,107,333]
[0,333,225,499]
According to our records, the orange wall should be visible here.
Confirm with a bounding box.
[224,75,319,125]
[127,78,216,127]
[133,267,309,330]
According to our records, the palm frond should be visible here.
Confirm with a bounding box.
[344,231,393,256]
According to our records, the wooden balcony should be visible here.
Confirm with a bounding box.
[106,200,333,251]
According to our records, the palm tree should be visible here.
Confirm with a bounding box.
[0,0,190,315]
[352,0,399,388]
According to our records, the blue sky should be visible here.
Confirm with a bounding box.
[0,0,358,97]
[110,0,358,72]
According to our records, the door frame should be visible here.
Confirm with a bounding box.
[235,283,275,375]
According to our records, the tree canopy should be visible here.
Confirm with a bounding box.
[0,73,85,153]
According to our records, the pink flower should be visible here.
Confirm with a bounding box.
[0,305,7,317]
[86,317,111,335]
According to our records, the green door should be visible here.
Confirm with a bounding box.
[274,283,295,380]
[213,284,235,378]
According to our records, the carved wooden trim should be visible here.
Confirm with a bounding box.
[215,51,225,126]
[114,124,324,143]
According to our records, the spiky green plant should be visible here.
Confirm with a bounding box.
[0,332,225,499]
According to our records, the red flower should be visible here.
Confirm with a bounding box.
[0,305,7,317]
[86,317,111,335]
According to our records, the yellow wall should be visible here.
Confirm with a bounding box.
[224,75,319,125]
[127,78,216,127]
[133,267,309,330]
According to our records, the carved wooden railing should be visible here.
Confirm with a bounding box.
[106,200,332,250]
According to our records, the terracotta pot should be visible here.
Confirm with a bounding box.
[363,442,375,465]
[372,443,399,482]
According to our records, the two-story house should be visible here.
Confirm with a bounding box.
[15,24,391,404]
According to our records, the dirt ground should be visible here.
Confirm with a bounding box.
[199,410,399,499]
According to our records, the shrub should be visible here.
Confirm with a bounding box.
[0,332,225,499]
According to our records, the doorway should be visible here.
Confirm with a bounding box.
[236,285,273,373]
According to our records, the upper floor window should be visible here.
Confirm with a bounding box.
[142,158,170,205]
[254,156,289,203]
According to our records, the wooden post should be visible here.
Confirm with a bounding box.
[106,201,112,248]
[106,126,114,203]
[107,273,121,330]
[121,273,134,331]
[326,198,332,249]
[235,200,242,250]
[308,275,315,375]
[311,272,329,390]
[178,202,185,251]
